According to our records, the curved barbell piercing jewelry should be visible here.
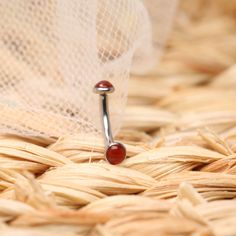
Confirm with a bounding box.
[93,80,126,165]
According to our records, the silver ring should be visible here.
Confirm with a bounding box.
[94,80,126,165]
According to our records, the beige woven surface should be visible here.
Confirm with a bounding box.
[0,1,236,235]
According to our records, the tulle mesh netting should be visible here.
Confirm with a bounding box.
[0,0,178,137]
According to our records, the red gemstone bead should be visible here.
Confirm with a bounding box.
[106,143,126,165]
[95,80,114,89]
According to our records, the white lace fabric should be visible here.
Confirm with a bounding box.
[0,0,178,137]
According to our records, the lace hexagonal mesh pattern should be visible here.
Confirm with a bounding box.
[0,0,178,137]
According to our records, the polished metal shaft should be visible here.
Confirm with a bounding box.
[100,94,114,145]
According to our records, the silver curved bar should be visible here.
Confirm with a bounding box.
[100,94,114,145]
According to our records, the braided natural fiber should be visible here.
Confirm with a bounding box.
[0,0,236,235]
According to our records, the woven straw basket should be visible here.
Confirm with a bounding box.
[0,0,236,235]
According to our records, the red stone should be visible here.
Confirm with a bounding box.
[106,143,126,165]
[95,80,114,89]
